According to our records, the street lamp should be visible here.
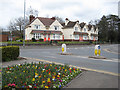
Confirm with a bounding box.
[23,0,26,47]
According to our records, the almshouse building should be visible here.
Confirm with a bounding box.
[25,15,98,41]
[25,15,63,41]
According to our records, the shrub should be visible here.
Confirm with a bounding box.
[1,46,19,62]
[39,38,44,42]
[32,38,36,42]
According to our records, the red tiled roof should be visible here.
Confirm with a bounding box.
[37,17,55,27]
[31,30,62,34]
[87,24,92,31]
[28,17,56,27]
[63,21,77,29]
[79,22,86,29]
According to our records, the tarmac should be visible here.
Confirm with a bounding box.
[2,58,119,89]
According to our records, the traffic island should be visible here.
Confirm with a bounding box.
[59,53,73,55]
[88,56,106,59]
[2,62,82,89]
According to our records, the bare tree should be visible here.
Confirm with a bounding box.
[54,16,65,23]
[7,17,29,38]
[7,7,39,38]
[26,6,39,17]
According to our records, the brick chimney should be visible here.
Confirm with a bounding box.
[51,17,56,20]
[65,18,69,25]
[29,15,35,23]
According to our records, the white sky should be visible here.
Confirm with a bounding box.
[0,0,119,28]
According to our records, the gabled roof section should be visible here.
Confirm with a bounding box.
[28,17,56,27]
[61,23,65,27]
[93,25,97,31]
[79,22,86,29]
[37,17,55,27]
[87,24,92,31]
[63,21,77,29]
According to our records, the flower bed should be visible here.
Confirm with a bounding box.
[2,62,81,88]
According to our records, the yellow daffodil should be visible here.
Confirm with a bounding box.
[39,76,41,78]
[65,69,67,72]
[42,81,45,84]
[32,78,35,81]
[50,64,52,66]
[35,73,38,76]
[35,67,37,69]
[53,76,55,79]
[57,75,60,77]
[45,86,49,88]
[44,75,46,77]
[63,67,64,69]
[48,73,51,75]
[23,71,25,72]
[47,78,51,83]
[54,73,56,76]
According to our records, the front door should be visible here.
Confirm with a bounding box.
[48,34,50,41]
[62,35,64,41]
[44,34,46,41]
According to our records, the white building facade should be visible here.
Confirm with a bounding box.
[25,15,98,41]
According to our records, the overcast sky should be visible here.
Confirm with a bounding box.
[0,0,119,29]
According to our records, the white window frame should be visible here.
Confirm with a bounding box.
[74,35,79,40]
[84,28,86,32]
[83,35,88,40]
[54,26,59,30]
[91,36,94,40]
[34,25,40,29]
[53,34,60,39]
[75,27,78,31]
[34,33,41,40]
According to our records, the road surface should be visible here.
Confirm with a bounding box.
[20,44,119,74]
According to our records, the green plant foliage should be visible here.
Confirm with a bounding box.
[2,62,81,88]
[1,46,19,62]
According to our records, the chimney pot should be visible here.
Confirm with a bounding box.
[29,15,35,23]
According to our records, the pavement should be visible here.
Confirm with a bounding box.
[2,58,119,88]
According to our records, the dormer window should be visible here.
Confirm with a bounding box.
[75,27,78,31]
[84,28,86,32]
[34,25,40,29]
[54,26,59,30]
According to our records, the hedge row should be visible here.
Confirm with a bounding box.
[0,46,19,62]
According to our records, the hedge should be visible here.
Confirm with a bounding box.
[0,46,19,62]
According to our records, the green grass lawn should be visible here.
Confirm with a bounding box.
[58,41,90,44]
[2,62,81,88]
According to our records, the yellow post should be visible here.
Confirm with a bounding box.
[94,49,97,56]
[98,49,101,56]
[62,47,64,53]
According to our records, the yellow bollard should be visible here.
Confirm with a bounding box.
[62,47,64,53]
[95,49,97,55]
[98,49,101,55]
[94,49,97,56]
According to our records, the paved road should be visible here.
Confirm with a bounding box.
[20,44,119,74]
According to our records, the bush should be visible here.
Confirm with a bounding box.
[39,38,43,42]
[1,46,19,62]
[32,38,36,42]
